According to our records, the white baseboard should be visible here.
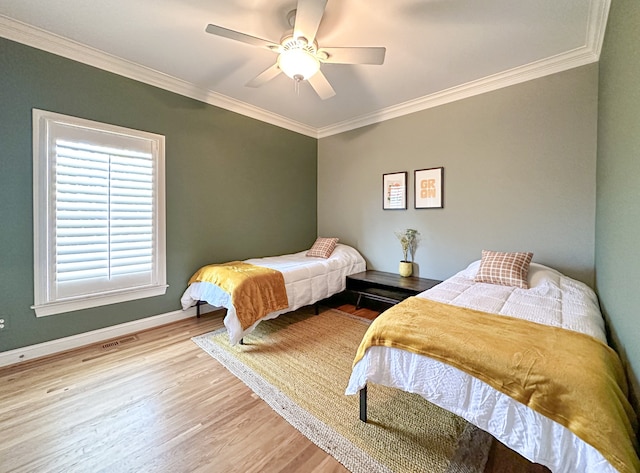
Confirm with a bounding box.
[0,304,219,368]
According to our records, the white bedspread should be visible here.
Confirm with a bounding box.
[346,262,617,473]
[181,243,366,344]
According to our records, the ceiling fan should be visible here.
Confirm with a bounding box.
[205,0,386,100]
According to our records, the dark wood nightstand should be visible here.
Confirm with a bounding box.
[346,270,442,309]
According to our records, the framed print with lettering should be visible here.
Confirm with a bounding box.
[414,167,443,209]
[382,172,407,210]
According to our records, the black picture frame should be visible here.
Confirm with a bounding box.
[414,167,444,209]
[382,172,407,210]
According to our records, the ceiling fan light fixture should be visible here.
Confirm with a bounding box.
[278,48,320,81]
[205,0,385,99]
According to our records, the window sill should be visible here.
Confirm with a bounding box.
[32,285,169,317]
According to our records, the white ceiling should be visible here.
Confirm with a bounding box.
[0,0,609,137]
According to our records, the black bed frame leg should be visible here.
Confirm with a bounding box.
[314,302,319,315]
[359,385,368,422]
[196,301,201,318]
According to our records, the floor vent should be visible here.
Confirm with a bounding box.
[102,335,139,350]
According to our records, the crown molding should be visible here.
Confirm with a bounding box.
[587,0,611,58]
[317,0,609,138]
[0,15,318,138]
[316,47,599,138]
[1,0,609,140]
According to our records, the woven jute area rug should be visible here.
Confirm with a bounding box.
[192,308,492,473]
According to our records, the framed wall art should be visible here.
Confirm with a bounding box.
[382,172,407,210]
[414,167,443,209]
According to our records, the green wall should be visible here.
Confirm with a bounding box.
[596,0,640,413]
[0,38,317,352]
[318,64,598,285]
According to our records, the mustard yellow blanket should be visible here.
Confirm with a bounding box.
[354,297,640,473]
[189,261,289,331]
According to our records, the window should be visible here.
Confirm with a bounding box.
[32,109,167,317]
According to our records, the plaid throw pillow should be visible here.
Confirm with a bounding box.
[474,250,534,289]
[306,237,339,258]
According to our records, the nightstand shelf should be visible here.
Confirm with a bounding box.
[346,270,442,308]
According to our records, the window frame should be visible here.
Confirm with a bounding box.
[32,109,167,317]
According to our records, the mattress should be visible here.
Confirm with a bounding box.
[181,243,366,344]
[346,261,620,473]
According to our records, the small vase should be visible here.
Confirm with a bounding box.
[399,261,413,277]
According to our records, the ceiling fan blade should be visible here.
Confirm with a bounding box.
[205,24,279,51]
[308,70,336,100]
[246,63,282,88]
[293,0,327,44]
[319,47,386,65]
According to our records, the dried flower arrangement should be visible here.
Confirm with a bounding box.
[395,228,420,262]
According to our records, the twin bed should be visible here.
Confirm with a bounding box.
[183,245,639,473]
[346,255,639,473]
[181,242,366,345]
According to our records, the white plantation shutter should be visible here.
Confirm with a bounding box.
[54,139,155,297]
[33,110,167,316]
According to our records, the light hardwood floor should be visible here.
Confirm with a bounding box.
[0,304,548,473]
